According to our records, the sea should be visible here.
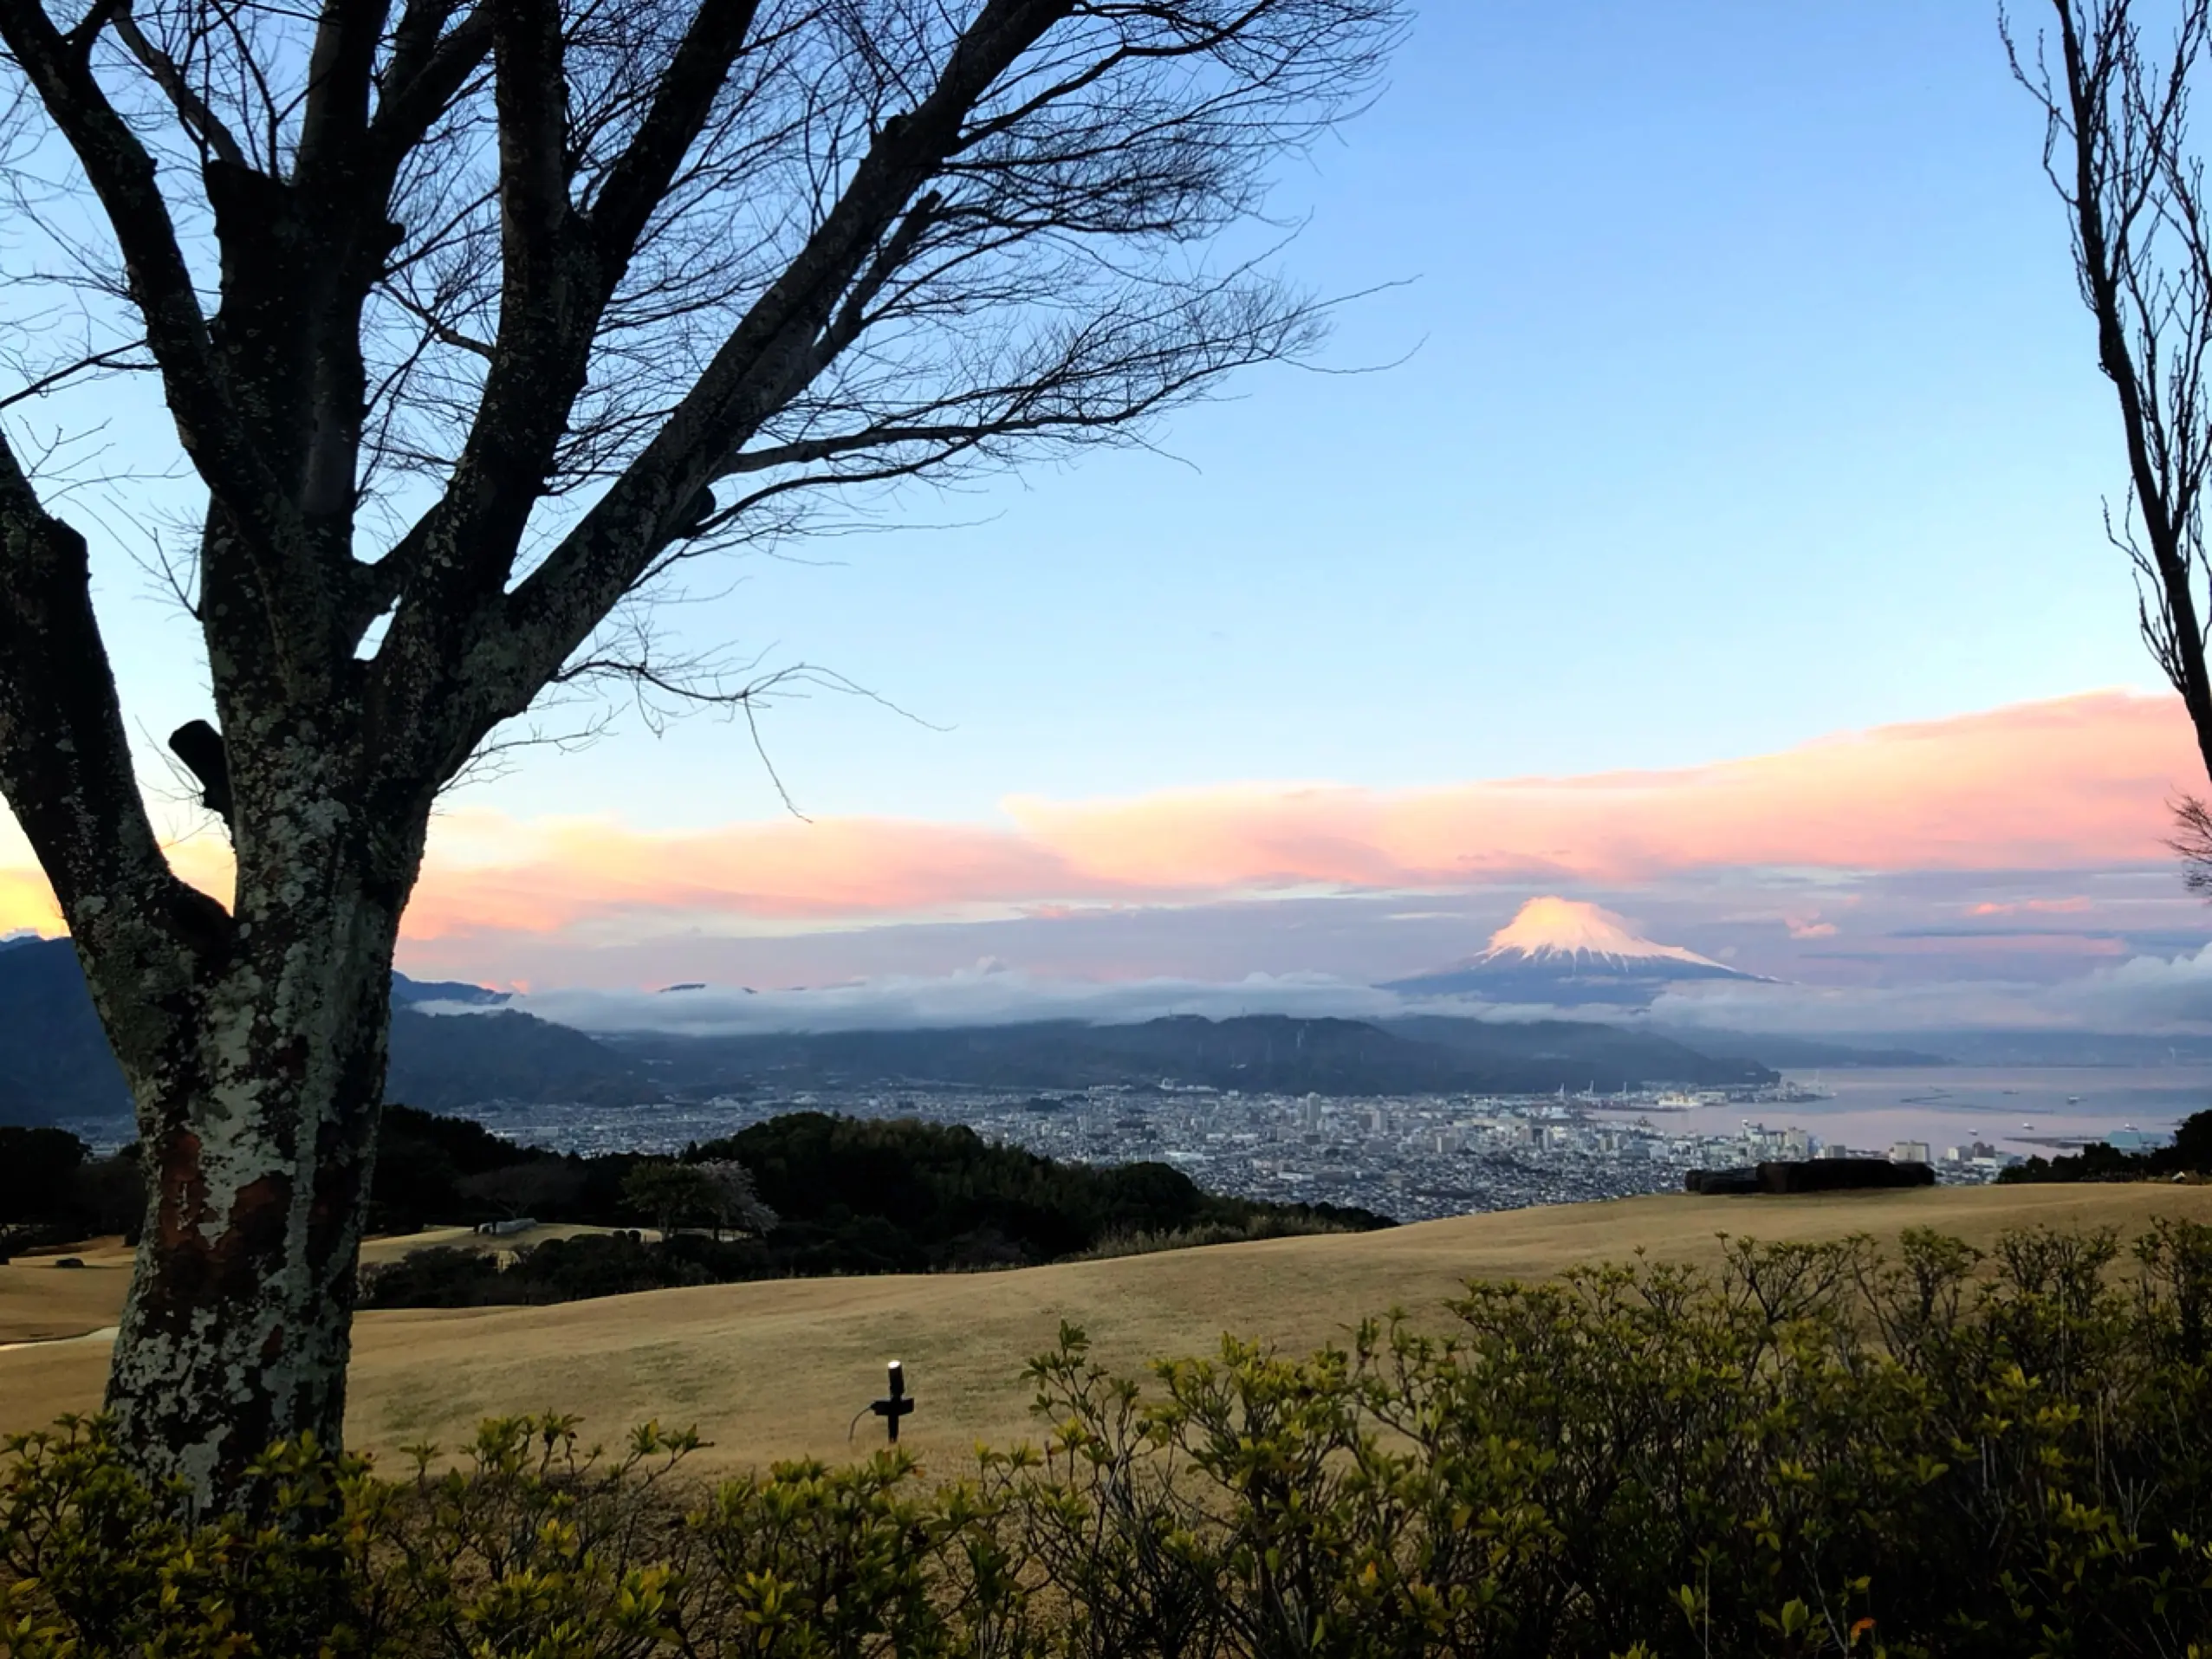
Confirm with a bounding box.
[1648,1064,2212,1157]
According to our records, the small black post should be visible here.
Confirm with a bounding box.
[869,1359,916,1443]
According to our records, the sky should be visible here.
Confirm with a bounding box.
[6,2,2212,1036]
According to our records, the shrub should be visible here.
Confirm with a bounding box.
[357,1243,516,1307]
[1068,1213,1364,1261]
[355,1235,760,1309]
[10,1222,2212,1656]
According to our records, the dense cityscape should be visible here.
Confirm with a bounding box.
[464,1079,2027,1224]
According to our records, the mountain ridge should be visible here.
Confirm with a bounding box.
[0,940,1779,1123]
[606,1013,1777,1097]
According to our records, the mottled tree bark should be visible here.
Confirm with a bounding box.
[0,470,431,1499]
[101,823,422,1504]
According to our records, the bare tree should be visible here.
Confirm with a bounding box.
[695,1157,776,1238]
[457,1157,586,1217]
[0,0,1402,1510]
[2008,0,2212,880]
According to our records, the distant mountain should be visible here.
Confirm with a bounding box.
[0,938,130,1122]
[607,1012,1777,1096]
[1383,897,1768,1007]
[1650,1029,1954,1069]
[383,1009,641,1109]
[392,973,511,1008]
[1379,1016,1775,1086]
[1878,1030,2212,1066]
[0,945,631,1124]
[0,939,1778,1124]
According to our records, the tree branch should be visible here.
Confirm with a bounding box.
[365,1,495,175]
[465,0,1077,754]
[0,0,284,546]
[0,341,157,412]
[295,0,394,185]
[587,0,762,263]
[109,1,250,168]
[0,426,229,967]
[2028,0,2212,788]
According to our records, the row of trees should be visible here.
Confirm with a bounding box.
[0,1127,139,1248]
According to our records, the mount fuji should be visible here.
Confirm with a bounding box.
[1381,897,1770,1008]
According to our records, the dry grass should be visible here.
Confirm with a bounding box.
[6,1183,2210,1473]
[357,1222,655,1263]
[0,1249,133,1347]
[0,1226,629,1348]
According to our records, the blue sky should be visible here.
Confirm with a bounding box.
[59,2,2144,828]
[16,1,2212,1027]
[422,0,2140,830]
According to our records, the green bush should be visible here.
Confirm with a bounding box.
[9,1222,2212,1656]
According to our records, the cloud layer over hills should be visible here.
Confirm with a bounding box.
[498,940,2212,1042]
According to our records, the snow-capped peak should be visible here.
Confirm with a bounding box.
[1480,897,1725,969]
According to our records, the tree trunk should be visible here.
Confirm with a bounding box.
[94,796,412,1513]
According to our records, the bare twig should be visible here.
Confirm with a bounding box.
[2013,0,2212,886]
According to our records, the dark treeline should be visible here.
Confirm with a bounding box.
[0,1107,1388,1299]
[0,1127,141,1255]
[360,1108,1388,1307]
[2000,1109,2212,1185]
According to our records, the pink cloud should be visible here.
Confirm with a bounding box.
[1007,693,2196,890]
[0,692,2197,956]
[400,815,1099,938]
[399,690,2199,947]
[1967,896,2098,917]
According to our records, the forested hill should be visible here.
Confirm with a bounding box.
[0,939,642,1121]
[2,1105,1393,1290]
[0,938,128,1124]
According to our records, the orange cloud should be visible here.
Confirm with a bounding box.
[1967,896,2098,917]
[402,691,2198,941]
[402,813,1092,938]
[0,692,2198,948]
[1006,693,2196,890]
[0,865,62,936]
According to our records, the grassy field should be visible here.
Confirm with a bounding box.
[5,1183,2210,1474]
[0,1224,632,1348]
